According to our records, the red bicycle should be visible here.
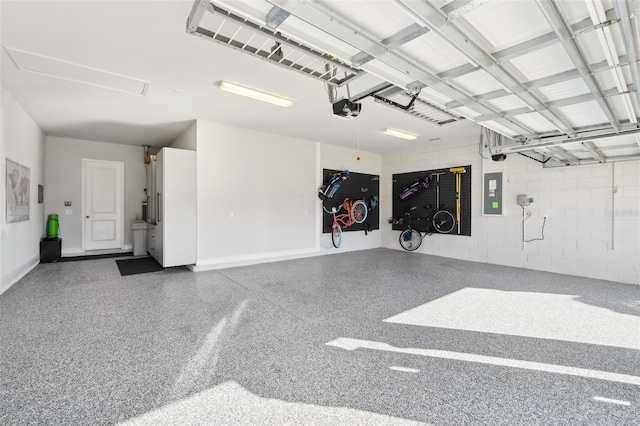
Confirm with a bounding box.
[323,198,368,248]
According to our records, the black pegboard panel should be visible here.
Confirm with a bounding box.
[392,165,471,236]
[321,169,380,234]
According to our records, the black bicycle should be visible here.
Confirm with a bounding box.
[392,205,456,251]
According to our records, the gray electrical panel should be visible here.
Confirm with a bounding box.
[483,172,503,215]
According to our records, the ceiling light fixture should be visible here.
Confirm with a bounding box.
[382,128,418,140]
[218,81,292,107]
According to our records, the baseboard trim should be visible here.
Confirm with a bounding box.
[63,244,133,257]
[191,245,377,272]
[192,248,323,271]
[0,254,40,296]
[62,247,84,256]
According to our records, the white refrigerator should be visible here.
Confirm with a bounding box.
[146,148,196,267]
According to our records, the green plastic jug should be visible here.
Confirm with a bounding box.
[46,214,59,238]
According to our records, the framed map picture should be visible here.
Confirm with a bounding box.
[6,158,30,223]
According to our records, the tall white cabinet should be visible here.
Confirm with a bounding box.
[147,147,196,267]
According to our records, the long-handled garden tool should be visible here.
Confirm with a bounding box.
[449,167,466,234]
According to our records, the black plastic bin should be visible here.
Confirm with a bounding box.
[40,238,61,263]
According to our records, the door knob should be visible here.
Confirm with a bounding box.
[86,216,90,218]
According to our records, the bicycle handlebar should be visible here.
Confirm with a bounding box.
[323,204,343,215]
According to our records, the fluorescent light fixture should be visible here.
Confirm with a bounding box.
[382,128,418,140]
[218,81,292,107]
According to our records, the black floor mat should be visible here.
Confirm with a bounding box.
[116,257,163,276]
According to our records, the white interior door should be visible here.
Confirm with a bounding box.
[83,159,124,251]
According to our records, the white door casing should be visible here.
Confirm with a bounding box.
[82,159,124,251]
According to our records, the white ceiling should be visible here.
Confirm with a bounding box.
[0,0,479,152]
[2,0,640,164]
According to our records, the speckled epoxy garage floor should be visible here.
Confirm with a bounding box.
[1,248,639,425]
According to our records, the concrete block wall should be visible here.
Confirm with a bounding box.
[382,137,639,285]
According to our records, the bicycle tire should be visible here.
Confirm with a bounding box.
[433,209,456,234]
[332,224,342,248]
[351,200,368,224]
[399,229,422,251]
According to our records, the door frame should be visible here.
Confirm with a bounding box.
[81,159,125,252]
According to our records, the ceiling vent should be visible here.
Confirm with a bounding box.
[5,47,149,96]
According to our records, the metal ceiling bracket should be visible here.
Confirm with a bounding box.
[352,23,429,66]
[441,0,476,17]
[436,64,481,81]
[186,0,210,33]
[535,0,620,131]
[581,141,606,163]
[545,93,596,109]
[491,10,617,63]
[613,0,640,119]
[380,23,430,49]
[548,146,580,165]
[446,89,512,109]
[396,0,577,137]
[572,9,619,34]
[492,32,558,62]
[443,0,487,20]
[266,0,538,139]
[186,1,363,87]
[492,122,640,154]
[475,107,535,122]
[522,54,631,91]
[543,153,640,167]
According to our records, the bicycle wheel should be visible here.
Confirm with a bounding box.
[399,229,422,251]
[433,209,455,234]
[351,200,368,224]
[331,224,342,248]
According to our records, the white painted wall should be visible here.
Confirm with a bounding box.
[1,7,3,291]
[44,136,146,255]
[382,137,640,285]
[1,86,46,294]
[170,121,196,150]
[4,88,633,288]
[192,120,382,270]
[194,121,317,268]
